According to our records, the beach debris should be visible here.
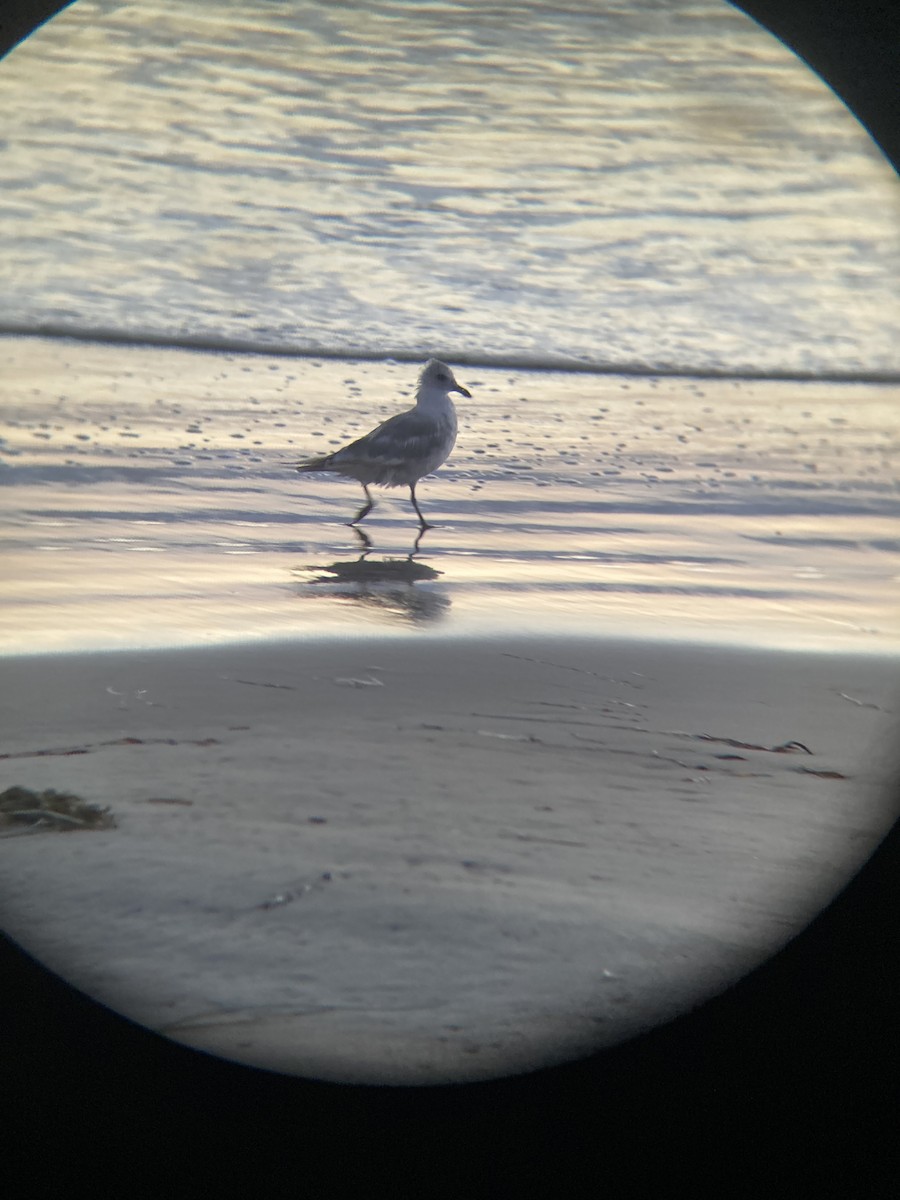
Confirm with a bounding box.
[333,675,383,688]
[688,735,812,755]
[502,830,587,848]
[471,710,618,730]
[231,678,297,690]
[478,730,541,743]
[144,796,194,806]
[500,651,644,687]
[257,871,333,910]
[258,890,303,910]
[459,858,515,875]
[795,766,848,780]
[1,735,221,760]
[0,786,115,834]
[105,686,157,709]
[836,692,881,710]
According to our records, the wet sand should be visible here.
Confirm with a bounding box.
[3,334,899,655]
[1,633,895,1084]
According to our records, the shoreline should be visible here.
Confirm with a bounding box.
[6,328,900,385]
[2,632,896,1083]
[3,612,900,662]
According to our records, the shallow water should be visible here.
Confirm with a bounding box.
[2,337,898,655]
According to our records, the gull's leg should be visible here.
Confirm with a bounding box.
[349,484,374,526]
[409,483,433,530]
[351,524,373,554]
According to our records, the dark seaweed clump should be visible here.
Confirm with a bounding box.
[0,786,115,833]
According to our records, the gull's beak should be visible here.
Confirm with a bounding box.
[453,382,472,398]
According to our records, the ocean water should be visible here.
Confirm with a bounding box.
[1,0,899,375]
[1,0,899,655]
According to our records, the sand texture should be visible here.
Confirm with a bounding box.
[1,634,895,1084]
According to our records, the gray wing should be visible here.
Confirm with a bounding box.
[335,408,444,467]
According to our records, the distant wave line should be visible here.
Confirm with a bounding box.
[2,322,900,386]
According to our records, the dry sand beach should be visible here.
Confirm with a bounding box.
[1,632,896,1084]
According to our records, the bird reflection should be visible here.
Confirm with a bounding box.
[351,523,432,557]
[291,526,451,624]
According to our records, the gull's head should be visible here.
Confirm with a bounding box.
[419,359,471,399]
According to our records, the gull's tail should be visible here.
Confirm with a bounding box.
[295,452,338,473]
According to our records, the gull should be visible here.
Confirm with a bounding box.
[295,359,471,530]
